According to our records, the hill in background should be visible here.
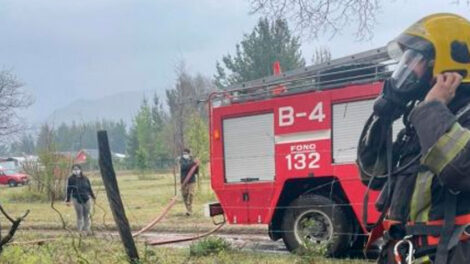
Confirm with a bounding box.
[46,90,156,126]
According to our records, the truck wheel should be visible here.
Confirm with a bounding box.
[281,194,352,257]
[8,180,18,187]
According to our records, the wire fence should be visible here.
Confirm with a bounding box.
[12,174,378,238]
[63,172,379,241]
[1,146,387,263]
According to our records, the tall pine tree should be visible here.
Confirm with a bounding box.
[215,18,305,89]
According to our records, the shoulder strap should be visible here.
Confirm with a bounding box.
[434,190,457,264]
[456,101,470,120]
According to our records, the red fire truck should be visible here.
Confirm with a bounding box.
[208,47,403,256]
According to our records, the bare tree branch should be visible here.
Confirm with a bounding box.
[250,0,380,40]
[0,70,33,139]
[250,0,470,40]
[451,0,470,5]
[0,204,30,252]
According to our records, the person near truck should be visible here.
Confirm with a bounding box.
[358,13,470,263]
[65,164,96,235]
[178,148,198,216]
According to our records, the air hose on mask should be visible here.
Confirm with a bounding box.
[358,113,421,231]
[357,79,424,230]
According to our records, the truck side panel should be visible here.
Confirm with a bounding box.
[211,82,384,228]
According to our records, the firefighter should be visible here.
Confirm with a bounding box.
[178,148,198,216]
[357,13,470,263]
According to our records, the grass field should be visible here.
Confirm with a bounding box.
[1,171,247,233]
[0,171,372,263]
[0,232,369,264]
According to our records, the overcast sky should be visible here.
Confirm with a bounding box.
[0,0,468,125]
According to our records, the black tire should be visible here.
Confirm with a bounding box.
[8,180,18,187]
[281,194,353,257]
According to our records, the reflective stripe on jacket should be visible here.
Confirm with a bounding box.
[408,101,470,222]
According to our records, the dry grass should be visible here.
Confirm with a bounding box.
[0,231,371,264]
[0,171,372,263]
[0,171,261,234]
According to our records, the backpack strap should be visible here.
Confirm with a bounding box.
[434,190,457,264]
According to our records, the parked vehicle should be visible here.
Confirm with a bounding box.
[207,47,403,256]
[0,168,29,187]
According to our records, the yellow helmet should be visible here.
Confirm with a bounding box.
[388,13,470,85]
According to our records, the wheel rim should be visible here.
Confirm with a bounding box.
[293,209,334,245]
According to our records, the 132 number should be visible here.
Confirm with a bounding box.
[285,152,320,170]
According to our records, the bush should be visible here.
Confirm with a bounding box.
[7,189,48,203]
[22,150,72,201]
[295,241,329,264]
[189,237,231,257]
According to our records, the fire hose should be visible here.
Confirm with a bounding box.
[146,222,225,246]
[132,161,226,245]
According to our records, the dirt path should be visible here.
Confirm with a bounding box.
[22,229,288,254]
[141,231,288,254]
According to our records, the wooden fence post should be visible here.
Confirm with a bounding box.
[97,130,139,263]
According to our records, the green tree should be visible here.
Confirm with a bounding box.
[151,93,166,132]
[215,18,305,89]
[31,123,71,200]
[126,125,139,168]
[55,123,72,151]
[132,98,156,171]
[166,63,214,154]
[108,120,127,154]
[151,93,171,168]
[50,120,128,155]
[185,112,209,178]
[36,124,55,153]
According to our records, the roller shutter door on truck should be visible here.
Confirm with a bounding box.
[332,99,405,163]
[223,113,275,183]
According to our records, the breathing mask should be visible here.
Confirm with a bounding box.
[72,168,81,176]
[373,44,433,120]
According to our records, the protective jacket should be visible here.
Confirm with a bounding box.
[65,174,96,204]
[359,90,470,263]
[179,156,198,184]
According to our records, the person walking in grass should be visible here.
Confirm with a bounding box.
[65,164,96,235]
[178,148,198,216]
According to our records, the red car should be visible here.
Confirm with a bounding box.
[0,169,29,187]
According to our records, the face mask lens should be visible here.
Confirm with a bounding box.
[391,49,428,92]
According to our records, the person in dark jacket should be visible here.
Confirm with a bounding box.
[358,14,470,263]
[178,148,198,216]
[65,164,95,234]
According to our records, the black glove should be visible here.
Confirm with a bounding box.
[373,79,409,121]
